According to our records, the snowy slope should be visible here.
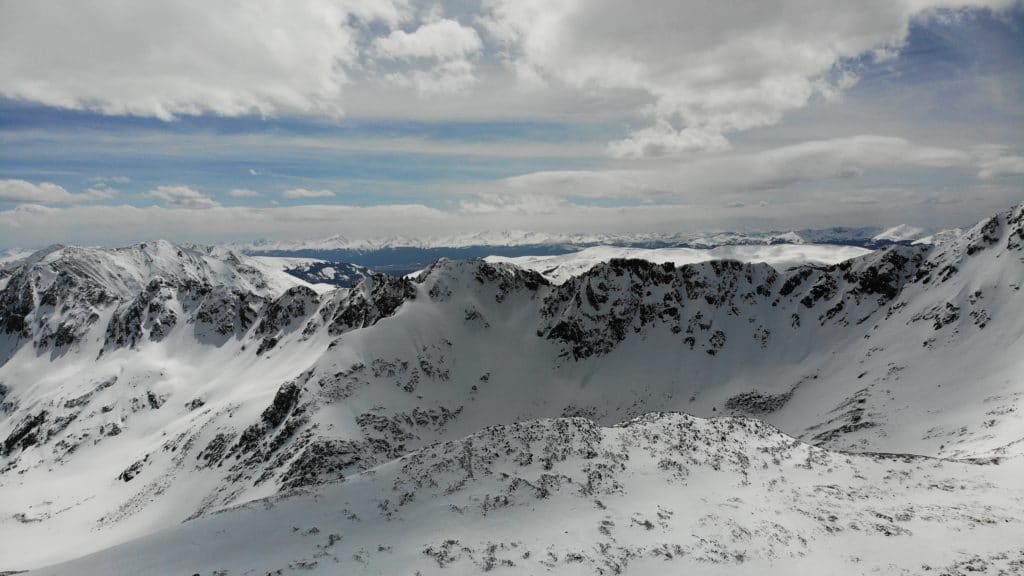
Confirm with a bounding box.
[251,256,375,290]
[873,224,927,243]
[35,413,1024,576]
[485,244,872,284]
[1,204,1023,572]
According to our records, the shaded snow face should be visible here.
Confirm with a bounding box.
[1,203,1023,572]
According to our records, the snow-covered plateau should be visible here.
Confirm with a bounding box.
[1,204,1023,575]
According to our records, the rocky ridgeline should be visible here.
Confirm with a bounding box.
[538,203,1023,361]
[0,245,428,485]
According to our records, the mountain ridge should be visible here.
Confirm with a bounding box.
[0,202,1022,571]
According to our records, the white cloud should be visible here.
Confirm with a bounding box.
[607,122,732,159]
[374,19,482,61]
[0,0,410,120]
[374,18,484,96]
[147,185,219,209]
[972,145,1024,179]
[978,155,1024,179]
[390,58,479,96]
[459,192,568,214]
[467,135,991,206]
[0,0,1016,160]
[481,0,1018,157]
[282,188,336,199]
[0,179,116,204]
[229,188,261,198]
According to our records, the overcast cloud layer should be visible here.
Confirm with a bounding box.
[0,0,1022,248]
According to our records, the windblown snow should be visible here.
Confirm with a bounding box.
[1,205,1023,575]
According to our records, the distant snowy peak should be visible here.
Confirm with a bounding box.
[0,240,313,358]
[873,224,927,243]
[1,240,302,298]
[486,244,872,284]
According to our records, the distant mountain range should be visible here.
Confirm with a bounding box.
[242,224,933,252]
[241,225,935,277]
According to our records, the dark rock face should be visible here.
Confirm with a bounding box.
[103,280,179,351]
[2,411,47,456]
[327,275,418,335]
[472,261,549,302]
[725,390,793,414]
[255,286,318,338]
[966,217,1000,255]
[196,432,235,469]
[279,439,366,490]
[539,258,779,359]
[192,286,267,341]
[262,382,303,429]
[0,275,36,336]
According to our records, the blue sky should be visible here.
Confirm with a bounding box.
[0,1,1022,248]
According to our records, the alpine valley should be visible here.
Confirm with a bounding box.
[1,204,1023,575]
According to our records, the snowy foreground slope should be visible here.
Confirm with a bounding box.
[1,205,1023,572]
[37,414,1024,576]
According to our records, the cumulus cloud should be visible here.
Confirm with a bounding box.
[0,0,1017,158]
[282,188,336,199]
[374,17,484,96]
[481,0,1018,157]
[0,0,409,120]
[374,19,483,61]
[147,186,219,209]
[0,179,116,204]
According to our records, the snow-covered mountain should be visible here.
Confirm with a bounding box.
[485,244,872,284]
[873,224,927,243]
[1,204,1023,573]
